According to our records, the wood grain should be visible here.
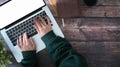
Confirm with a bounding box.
[70,42,120,67]
[56,18,120,41]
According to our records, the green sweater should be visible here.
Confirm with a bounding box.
[21,31,88,67]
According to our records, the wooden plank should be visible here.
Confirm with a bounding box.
[71,42,120,53]
[56,0,82,17]
[99,0,120,6]
[56,18,120,41]
[80,6,120,17]
[81,6,106,17]
[70,42,120,67]
[105,6,120,17]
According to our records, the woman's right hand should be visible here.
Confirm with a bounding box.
[34,17,52,37]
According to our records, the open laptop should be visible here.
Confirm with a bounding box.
[0,0,64,62]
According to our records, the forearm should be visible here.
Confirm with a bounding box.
[42,30,88,67]
[21,51,38,67]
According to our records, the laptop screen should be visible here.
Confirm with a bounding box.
[0,0,11,6]
[0,0,45,29]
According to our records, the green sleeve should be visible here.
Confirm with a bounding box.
[21,51,38,67]
[41,30,88,67]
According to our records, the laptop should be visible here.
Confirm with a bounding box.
[0,0,64,62]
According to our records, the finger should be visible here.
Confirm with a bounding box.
[23,33,28,45]
[30,37,36,50]
[34,18,43,30]
[19,35,23,47]
[46,16,51,26]
[39,17,47,26]
[30,37,35,46]
[34,20,40,29]
[34,18,44,34]
[34,19,39,30]
[34,20,42,32]
[33,18,38,23]
[37,18,43,27]
[34,18,42,27]
[23,33,26,45]
[17,39,21,49]
[34,25,41,34]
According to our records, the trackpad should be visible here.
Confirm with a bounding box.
[32,34,46,53]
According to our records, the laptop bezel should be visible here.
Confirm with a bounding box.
[1,0,46,30]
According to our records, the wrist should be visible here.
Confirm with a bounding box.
[41,30,57,45]
[22,50,36,59]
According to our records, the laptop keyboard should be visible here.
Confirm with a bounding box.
[6,11,48,46]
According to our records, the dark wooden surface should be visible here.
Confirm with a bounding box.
[56,18,120,67]
[7,0,120,67]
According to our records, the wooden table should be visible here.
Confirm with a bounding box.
[7,0,120,67]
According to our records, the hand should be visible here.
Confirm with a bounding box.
[34,16,52,37]
[17,33,36,51]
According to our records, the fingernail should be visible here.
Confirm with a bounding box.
[19,35,22,39]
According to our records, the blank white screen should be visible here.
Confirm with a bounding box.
[0,0,45,28]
